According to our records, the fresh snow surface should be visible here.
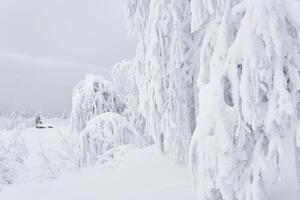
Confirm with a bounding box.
[0,142,195,199]
[0,126,299,200]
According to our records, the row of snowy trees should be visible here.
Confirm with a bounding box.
[70,0,300,199]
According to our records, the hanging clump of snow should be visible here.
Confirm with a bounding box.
[189,1,240,198]
[189,0,300,199]
[70,74,125,135]
[78,112,146,166]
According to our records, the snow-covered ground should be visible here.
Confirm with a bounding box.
[0,125,299,200]
[0,146,195,200]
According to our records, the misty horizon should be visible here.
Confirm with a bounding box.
[0,0,137,115]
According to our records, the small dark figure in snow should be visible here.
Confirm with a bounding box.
[35,114,43,128]
[35,114,54,129]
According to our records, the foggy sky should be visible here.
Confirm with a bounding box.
[0,0,137,115]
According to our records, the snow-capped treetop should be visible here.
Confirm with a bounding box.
[111,60,136,94]
[70,74,125,135]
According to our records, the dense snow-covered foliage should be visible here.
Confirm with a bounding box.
[112,60,152,145]
[70,74,125,135]
[189,0,300,199]
[125,0,199,163]
[79,112,146,166]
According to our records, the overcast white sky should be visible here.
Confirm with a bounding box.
[0,0,137,115]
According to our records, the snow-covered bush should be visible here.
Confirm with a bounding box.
[70,74,125,135]
[0,142,15,186]
[79,112,146,166]
[0,130,27,187]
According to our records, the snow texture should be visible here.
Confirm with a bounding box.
[189,0,300,199]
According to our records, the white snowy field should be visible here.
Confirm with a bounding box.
[0,124,299,200]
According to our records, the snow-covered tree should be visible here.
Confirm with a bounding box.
[189,0,300,199]
[112,60,152,144]
[281,0,300,190]
[124,0,151,138]
[79,112,146,166]
[165,0,199,163]
[125,0,199,163]
[70,74,125,135]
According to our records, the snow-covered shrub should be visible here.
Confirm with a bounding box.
[70,74,125,135]
[79,112,146,166]
[0,142,15,186]
[8,131,28,164]
[0,130,27,187]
